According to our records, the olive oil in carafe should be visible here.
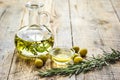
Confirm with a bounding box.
[15,2,54,59]
[15,26,54,58]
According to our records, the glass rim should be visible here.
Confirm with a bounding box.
[49,47,75,56]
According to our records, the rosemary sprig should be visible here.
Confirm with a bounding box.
[39,49,120,77]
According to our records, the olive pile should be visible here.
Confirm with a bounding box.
[72,46,88,64]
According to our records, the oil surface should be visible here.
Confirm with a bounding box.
[15,25,54,58]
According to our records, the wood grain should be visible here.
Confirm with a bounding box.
[0,4,23,80]
[103,0,120,80]
[50,0,75,80]
[0,0,120,80]
[69,0,120,80]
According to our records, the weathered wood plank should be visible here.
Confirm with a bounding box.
[0,3,23,80]
[69,0,103,79]
[69,0,120,80]
[104,0,120,80]
[0,0,120,80]
[109,0,120,49]
[111,0,120,22]
[50,0,75,80]
[93,0,120,80]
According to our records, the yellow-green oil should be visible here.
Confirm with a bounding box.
[15,34,54,60]
[15,26,54,59]
[50,48,75,64]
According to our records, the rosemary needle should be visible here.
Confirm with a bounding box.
[39,49,120,77]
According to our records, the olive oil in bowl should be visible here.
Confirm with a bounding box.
[49,47,75,64]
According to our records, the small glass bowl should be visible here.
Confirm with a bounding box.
[49,47,75,65]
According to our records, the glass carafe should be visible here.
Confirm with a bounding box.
[15,1,54,59]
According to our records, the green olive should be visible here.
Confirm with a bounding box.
[35,58,43,68]
[79,48,88,57]
[72,46,80,53]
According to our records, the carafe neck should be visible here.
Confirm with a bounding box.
[29,8,39,26]
[26,1,44,26]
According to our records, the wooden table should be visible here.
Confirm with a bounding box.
[0,0,120,80]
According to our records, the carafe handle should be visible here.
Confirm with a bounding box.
[38,11,50,26]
